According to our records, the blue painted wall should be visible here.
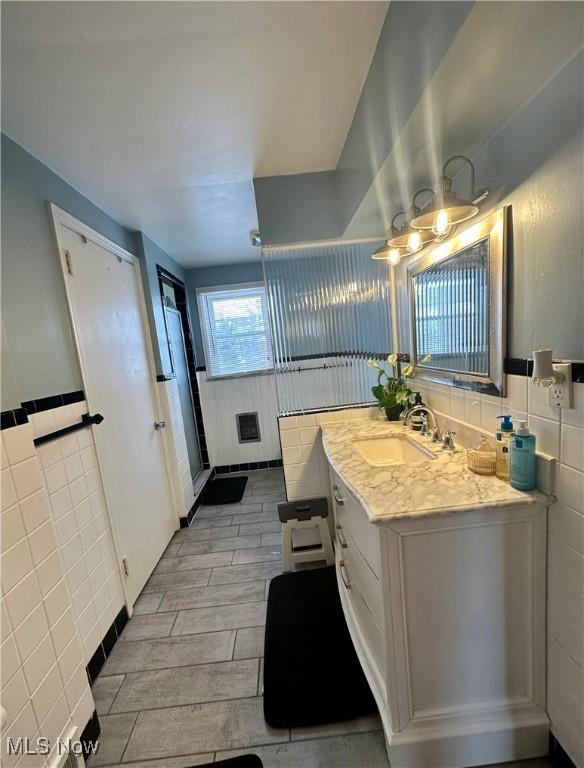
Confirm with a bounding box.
[1,134,137,409]
[395,49,583,361]
[253,170,340,246]
[335,1,473,230]
[185,261,265,365]
[0,134,188,408]
[253,2,473,246]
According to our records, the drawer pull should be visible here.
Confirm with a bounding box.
[336,527,348,548]
[332,484,345,506]
[340,562,351,589]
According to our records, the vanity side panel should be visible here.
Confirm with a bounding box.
[387,505,548,719]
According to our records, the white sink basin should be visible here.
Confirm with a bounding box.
[352,435,437,466]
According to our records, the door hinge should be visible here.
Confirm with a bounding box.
[64,250,73,276]
[122,557,130,577]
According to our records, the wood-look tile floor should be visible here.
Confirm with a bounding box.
[89,469,556,768]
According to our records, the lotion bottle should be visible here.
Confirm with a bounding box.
[510,421,537,491]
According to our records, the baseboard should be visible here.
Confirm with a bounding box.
[214,458,283,474]
[79,710,101,762]
[179,470,215,527]
[388,723,549,768]
[85,607,129,683]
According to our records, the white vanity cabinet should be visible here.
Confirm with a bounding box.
[329,467,550,768]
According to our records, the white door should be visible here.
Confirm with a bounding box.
[56,216,176,606]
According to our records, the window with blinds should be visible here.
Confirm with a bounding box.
[197,283,273,378]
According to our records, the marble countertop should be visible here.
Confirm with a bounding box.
[321,419,549,523]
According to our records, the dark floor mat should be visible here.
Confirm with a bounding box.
[202,475,248,505]
[263,565,377,728]
[196,756,262,768]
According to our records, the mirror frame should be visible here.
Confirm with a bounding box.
[408,205,509,397]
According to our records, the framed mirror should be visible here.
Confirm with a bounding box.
[408,206,509,396]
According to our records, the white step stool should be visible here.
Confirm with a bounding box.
[278,498,334,573]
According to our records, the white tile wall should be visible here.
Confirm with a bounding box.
[415,375,584,766]
[279,406,382,502]
[198,371,281,467]
[28,402,125,665]
[157,380,196,519]
[1,422,95,768]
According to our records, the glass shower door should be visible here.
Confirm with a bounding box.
[165,307,202,484]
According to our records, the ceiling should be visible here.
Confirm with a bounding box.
[1,1,387,267]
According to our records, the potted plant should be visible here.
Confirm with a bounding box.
[368,354,428,421]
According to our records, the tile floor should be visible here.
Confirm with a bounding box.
[90,469,557,768]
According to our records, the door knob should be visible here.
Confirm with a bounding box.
[154,420,166,430]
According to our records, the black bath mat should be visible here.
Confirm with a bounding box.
[195,756,262,768]
[263,565,376,728]
[202,475,248,505]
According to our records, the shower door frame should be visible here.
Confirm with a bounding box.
[157,265,210,472]
[164,305,203,483]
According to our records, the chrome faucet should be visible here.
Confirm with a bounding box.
[403,404,438,433]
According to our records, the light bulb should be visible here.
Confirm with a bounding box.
[433,209,451,236]
[407,231,422,253]
[388,249,401,266]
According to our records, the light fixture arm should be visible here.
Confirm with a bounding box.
[412,187,435,213]
[442,155,476,199]
[391,210,408,234]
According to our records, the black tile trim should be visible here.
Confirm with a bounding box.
[156,373,176,382]
[3,391,86,430]
[504,357,529,377]
[278,402,375,418]
[22,390,84,415]
[505,357,584,382]
[114,606,129,636]
[80,710,101,760]
[550,732,577,767]
[1,408,28,430]
[195,353,400,374]
[86,645,106,683]
[213,459,283,475]
[287,351,395,363]
[85,606,129,686]
[180,471,218,526]
[179,489,203,527]
[101,621,118,657]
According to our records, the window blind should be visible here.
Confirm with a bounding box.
[414,240,489,374]
[262,241,393,414]
[197,284,273,378]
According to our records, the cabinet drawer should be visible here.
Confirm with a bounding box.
[341,525,382,630]
[333,472,381,577]
[336,550,384,676]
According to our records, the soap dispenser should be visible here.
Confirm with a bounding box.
[495,415,514,480]
[510,421,536,491]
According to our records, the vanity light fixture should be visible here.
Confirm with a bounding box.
[371,241,402,265]
[532,348,573,409]
[387,210,434,253]
[410,155,489,234]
